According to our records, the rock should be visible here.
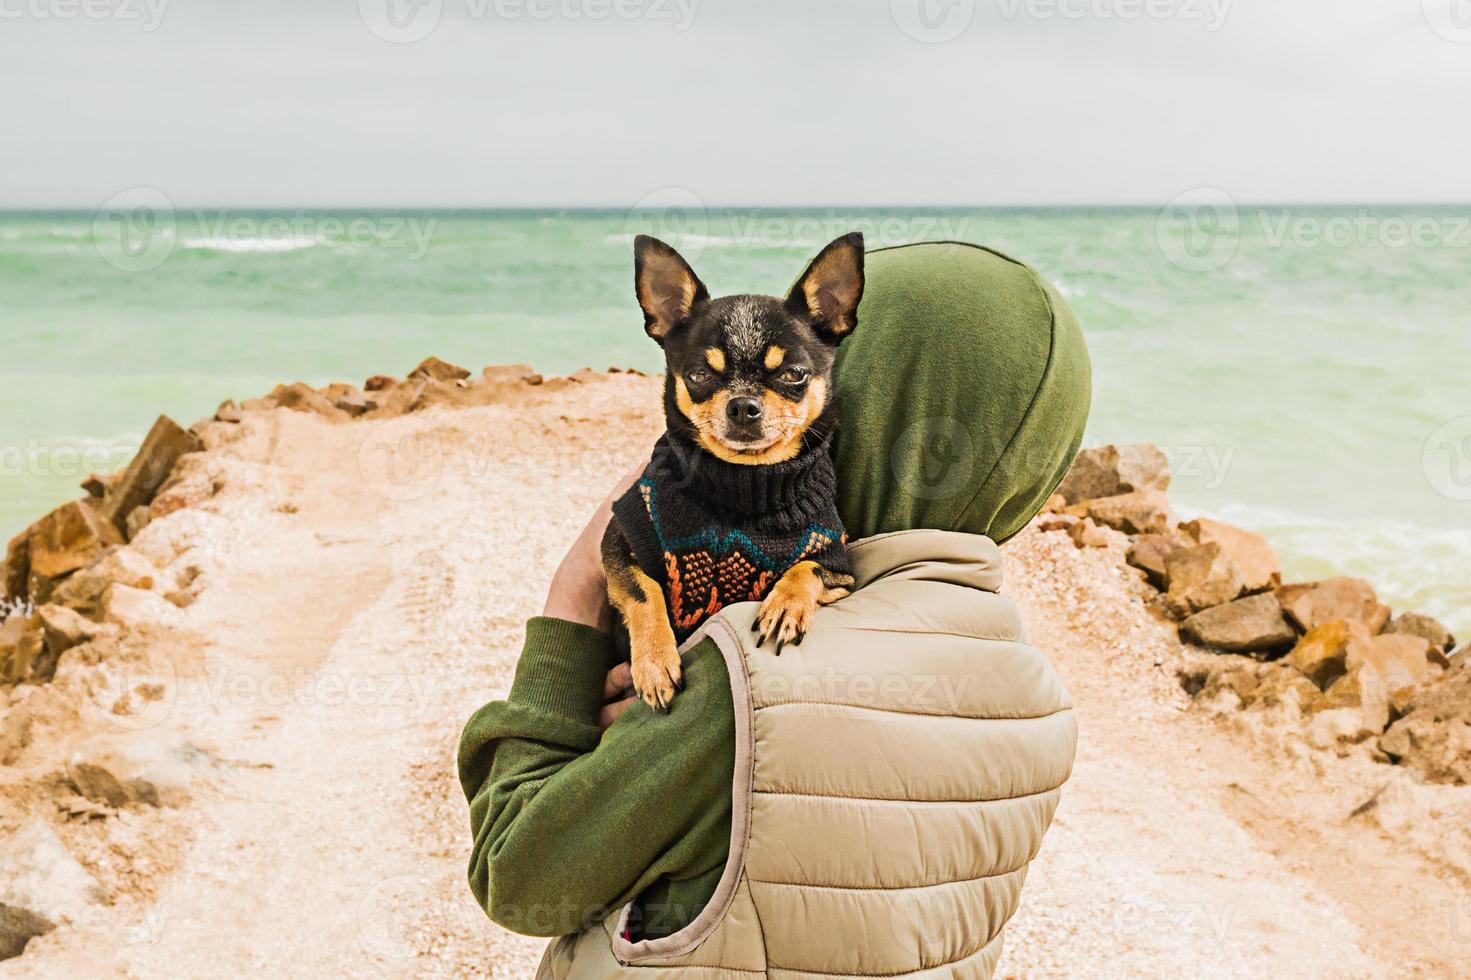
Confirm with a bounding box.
[266,382,347,420]
[100,584,178,631]
[240,397,270,412]
[1452,645,1469,671]
[365,378,426,416]
[1068,518,1110,548]
[1285,620,1365,689]
[1344,633,1445,693]
[1181,518,1280,594]
[1164,542,1244,616]
[1181,593,1297,654]
[1384,612,1455,654]
[67,731,209,807]
[0,819,105,959]
[0,616,45,686]
[51,547,159,617]
[482,364,538,385]
[1240,663,1321,712]
[2,532,27,601]
[1036,512,1078,533]
[363,374,399,392]
[406,379,485,412]
[334,391,375,417]
[97,415,202,533]
[1198,660,1264,702]
[1125,530,1191,590]
[125,506,152,541]
[1305,703,1390,750]
[1378,671,1471,785]
[524,373,544,386]
[24,501,124,602]
[0,705,32,765]
[1055,443,1171,505]
[1317,660,1390,715]
[1039,492,1067,514]
[79,471,120,499]
[1276,577,1391,634]
[215,399,243,423]
[408,356,471,382]
[1065,489,1173,535]
[33,605,109,679]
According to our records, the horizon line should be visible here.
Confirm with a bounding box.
[3,201,1470,213]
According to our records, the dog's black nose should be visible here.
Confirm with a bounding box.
[726,396,763,423]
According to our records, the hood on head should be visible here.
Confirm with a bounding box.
[832,241,1092,544]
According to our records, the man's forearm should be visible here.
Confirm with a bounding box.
[457,617,735,938]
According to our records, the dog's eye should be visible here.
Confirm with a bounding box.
[778,366,810,385]
[686,368,713,385]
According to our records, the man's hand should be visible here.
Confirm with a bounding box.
[599,662,635,730]
[542,461,645,631]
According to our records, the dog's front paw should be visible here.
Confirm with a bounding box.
[754,577,822,656]
[630,636,683,713]
[753,591,814,655]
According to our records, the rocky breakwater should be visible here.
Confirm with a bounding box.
[0,356,636,960]
[1040,444,1466,785]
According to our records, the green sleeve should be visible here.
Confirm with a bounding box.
[457,617,734,939]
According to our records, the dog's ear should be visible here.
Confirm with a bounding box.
[634,236,709,343]
[785,232,864,343]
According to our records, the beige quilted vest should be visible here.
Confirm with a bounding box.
[538,529,1077,979]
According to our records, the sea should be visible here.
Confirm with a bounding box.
[1,206,1467,635]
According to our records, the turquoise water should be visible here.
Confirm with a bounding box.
[2,207,1466,634]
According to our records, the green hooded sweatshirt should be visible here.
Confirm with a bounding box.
[457,241,1091,940]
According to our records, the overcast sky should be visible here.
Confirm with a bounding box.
[2,0,1468,207]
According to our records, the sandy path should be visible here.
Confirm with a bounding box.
[4,374,1464,977]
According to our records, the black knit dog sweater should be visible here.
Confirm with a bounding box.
[611,432,851,642]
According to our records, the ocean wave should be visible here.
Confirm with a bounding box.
[1186,498,1471,637]
[606,232,748,249]
[181,235,320,253]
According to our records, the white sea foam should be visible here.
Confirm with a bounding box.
[1185,498,1471,638]
[181,235,321,253]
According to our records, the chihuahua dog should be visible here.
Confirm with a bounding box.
[603,233,865,711]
